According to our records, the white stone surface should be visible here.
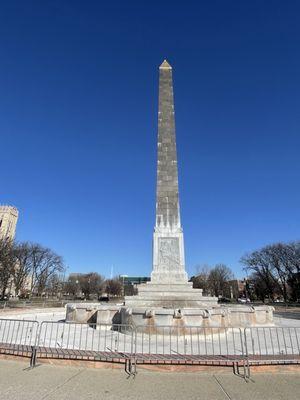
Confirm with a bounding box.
[152,229,187,284]
[125,61,218,308]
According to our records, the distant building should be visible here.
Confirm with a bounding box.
[0,206,19,297]
[122,276,150,285]
[0,205,19,241]
[121,276,150,296]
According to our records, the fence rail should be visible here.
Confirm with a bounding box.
[133,326,245,356]
[0,318,299,376]
[244,326,300,366]
[0,318,39,362]
[0,318,38,346]
[37,321,134,361]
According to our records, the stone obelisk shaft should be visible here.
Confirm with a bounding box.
[151,60,187,284]
[156,60,180,229]
[124,60,216,308]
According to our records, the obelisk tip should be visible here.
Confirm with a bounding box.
[159,59,172,69]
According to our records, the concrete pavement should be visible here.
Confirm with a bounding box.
[0,359,299,400]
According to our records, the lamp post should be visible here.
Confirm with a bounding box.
[75,280,79,299]
[119,275,128,297]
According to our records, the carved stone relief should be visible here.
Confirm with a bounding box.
[158,237,180,268]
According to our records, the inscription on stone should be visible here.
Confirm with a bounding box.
[158,237,180,267]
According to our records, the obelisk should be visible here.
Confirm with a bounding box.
[151,60,188,284]
[124,60,217,308]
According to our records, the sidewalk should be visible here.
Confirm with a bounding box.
[0,359,299,400]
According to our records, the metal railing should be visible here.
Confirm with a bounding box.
[36,321,135,373]
[0,318,39,365]
[132,326,248,376]
[38,321,134,354]
[0,318,38,347]
[134,326,243,356]
[244,326,300,365]
[0,319,299,376]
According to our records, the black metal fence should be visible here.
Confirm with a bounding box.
[0,318,299,377]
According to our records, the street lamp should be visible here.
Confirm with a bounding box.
[119,275,128,297]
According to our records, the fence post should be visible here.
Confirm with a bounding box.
[30,346,37,368]
[31,321,42,367]
[131,325,137,375]
[243,328,250,378]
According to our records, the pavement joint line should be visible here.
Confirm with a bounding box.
[40,368,85,400]
[213,375,232,400]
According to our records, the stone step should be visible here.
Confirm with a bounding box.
[131,293,207,300]
[137,283,201,292]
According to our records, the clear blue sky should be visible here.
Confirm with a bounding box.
[1,1,299,279]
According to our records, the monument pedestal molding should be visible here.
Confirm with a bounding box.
[124,283,217,308]
[120,305,274,333]
[66,60,274,332]
[66,303,274,333]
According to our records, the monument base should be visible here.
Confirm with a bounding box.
[124,282,218,308]
[66,302,274,334]
[120,305,274,333]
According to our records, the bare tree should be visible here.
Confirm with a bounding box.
[241,241,300,302]
[105,278,123,297]
[0,238,15,298]
[248,272,275,302]
[64,274,81,297]
[241,250,279,301]
[191,264,211,295]
[1,239,66,299]
[28,243,65,296]
[78,272,104,300]
[12,242,32,296]
[281,242,300,301]
[208,264,234,297]
[45,273,65,298]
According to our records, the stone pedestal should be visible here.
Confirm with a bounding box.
[65,302,274,332]
[151,229,187,284]
[66,303,99,324]
[125,283,218,308]
[120,305,274,333]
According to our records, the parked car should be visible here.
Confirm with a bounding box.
[99,295,109,302]
[237,297,251,304]
[274,298,284,303]
[218,297,231,303]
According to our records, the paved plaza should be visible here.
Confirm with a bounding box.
[0,359,299,400]
[0,307,66,323]
[0,307,300,400]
